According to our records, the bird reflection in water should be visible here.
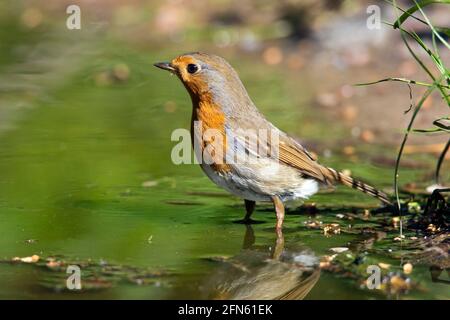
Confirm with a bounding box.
[201,226,321,300]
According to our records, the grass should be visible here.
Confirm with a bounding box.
[358,1,450,223]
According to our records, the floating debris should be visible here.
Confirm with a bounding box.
[381,273,411,295]
[3,254,172,292]
[323,223,340,236]
[12,255,40,263]
[304,220,322,229]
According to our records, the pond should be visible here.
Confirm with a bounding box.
[0,21,448,300]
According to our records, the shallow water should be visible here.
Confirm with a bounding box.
[0,14,448,299]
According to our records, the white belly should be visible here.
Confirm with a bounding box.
[199,159,319,202]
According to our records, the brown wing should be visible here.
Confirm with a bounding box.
[225,114,335,184]
[278,136,334,185]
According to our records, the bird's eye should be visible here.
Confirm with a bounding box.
[187,64,199,74]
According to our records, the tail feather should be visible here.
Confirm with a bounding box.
[325,167,392,206]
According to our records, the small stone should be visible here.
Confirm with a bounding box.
[378,262,390,269]
[343,146,355,156]
[330,247,348,253]
[262,46,283,65]
[403,263,413,274]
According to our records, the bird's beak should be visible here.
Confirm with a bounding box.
[153,62,176,73]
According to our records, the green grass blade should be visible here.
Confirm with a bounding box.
[413,0,450,49]
[393,0,450,28]
[435,138,450,183]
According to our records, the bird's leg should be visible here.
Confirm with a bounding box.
[244,199,256,221]
[234,199,257,224]
[271,196,285,232]
[271,196,285,259]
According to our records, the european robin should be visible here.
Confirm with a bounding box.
[154,52,391,231]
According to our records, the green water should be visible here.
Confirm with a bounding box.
[0,8,448,300]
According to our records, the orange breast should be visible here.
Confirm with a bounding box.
[192,96,231,173]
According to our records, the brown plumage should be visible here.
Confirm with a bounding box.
[154,52,391,231]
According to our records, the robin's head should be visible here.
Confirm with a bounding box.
[154,52,250,106]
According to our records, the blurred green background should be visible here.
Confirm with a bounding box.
[0,0,448,299]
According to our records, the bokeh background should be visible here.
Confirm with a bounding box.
[0,0,448,299]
